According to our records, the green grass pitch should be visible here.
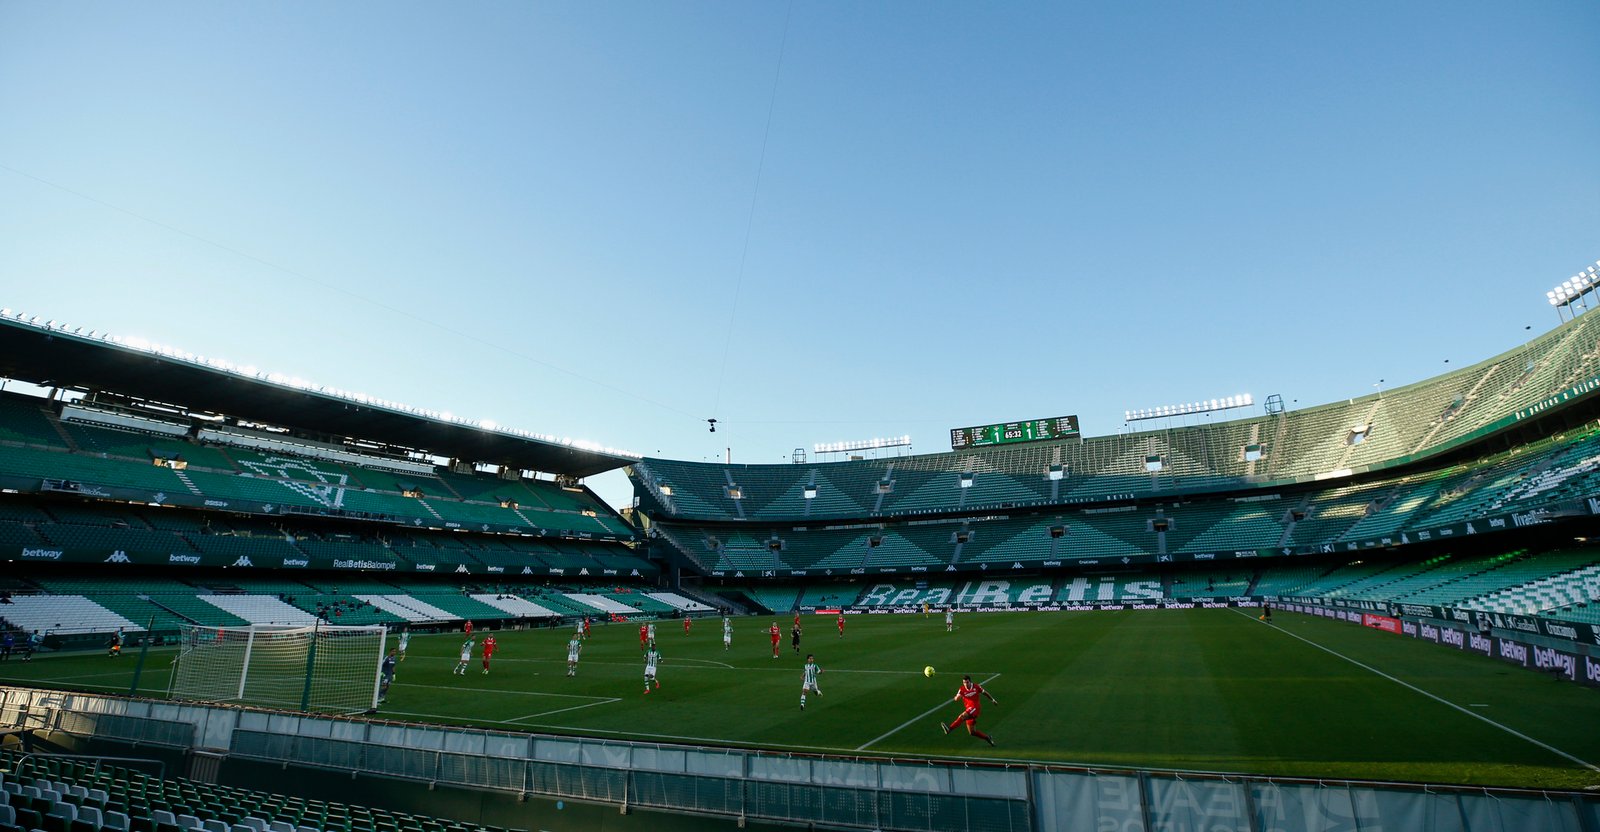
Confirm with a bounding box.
[5,608,1598,790]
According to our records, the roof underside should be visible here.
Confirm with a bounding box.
[0,319,634,478]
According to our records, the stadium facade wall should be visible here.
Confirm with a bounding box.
[3,685,1595,832]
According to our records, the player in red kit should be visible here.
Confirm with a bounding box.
[463,621,473,636]
[639,623,649,651]
[941,675,998,746]
[768,621,781,659]
[836,613,845,639]
[683,616,692,635]
[481,635,497,675]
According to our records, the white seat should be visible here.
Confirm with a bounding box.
[266,821,293,832]
[239,818,268,832]
[102,811,130,832]
[230,825,253,832]
[47,803,77,823]
[77,806,104,829]
[151,810,178,828]
[85,790,108,807]
[64,785,88,802]
[0,805,16,827]
[175,815,202,830]
[202,819,229,832]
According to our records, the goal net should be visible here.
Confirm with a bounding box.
[170,623,386,714]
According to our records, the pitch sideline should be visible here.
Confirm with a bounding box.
[1234,608,1600,772]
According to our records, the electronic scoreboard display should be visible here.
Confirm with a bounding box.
[949,415,1081,449]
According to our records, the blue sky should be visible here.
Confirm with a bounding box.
[1,2,1597,511]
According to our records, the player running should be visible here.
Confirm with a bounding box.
[941,675,998,746]
[463,620,473,637]
[481,634,498,674]
[453,637,474,676]
[397,627,410,661]
[643,645,662,694]
[722,616,733,651]
[647,621,657,647]
[583,616,592,638]
[683,616,692,636]
[639,622,650,651]
[768,621,781,659]
[800,654,822,710]
[566,633,583,677]
[836,613,845,639]
[791,621,802,655]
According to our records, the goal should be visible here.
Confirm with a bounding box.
[170,623,387,714]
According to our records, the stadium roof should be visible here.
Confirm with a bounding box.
[0,315,637,477]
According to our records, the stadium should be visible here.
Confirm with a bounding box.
[3,295,1600,831]
[6,5,1600,832]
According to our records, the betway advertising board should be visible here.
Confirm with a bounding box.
[1281,600,1600,688]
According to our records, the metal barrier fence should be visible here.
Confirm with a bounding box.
[3,685,1596,832]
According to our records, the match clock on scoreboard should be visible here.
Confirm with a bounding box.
[949,415,1080,449]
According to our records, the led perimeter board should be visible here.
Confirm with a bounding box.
[949,415,1080,449]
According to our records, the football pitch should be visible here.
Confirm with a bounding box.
[5,608,1599,791]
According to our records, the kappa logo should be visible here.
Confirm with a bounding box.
[240,456,348,508]
[231,556,254,568]
[455,565,470,573]
[105,551,131,563]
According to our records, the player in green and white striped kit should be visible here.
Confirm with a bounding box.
[643,646,661,694]
[800,654,822,710]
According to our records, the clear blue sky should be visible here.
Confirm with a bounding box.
[2,2,1597,511]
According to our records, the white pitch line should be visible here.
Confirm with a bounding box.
[855,673,1001,752]
[672,657,736,669]
[391,682,610,701]
[504,698,622,721]
[1234,609,1600,772]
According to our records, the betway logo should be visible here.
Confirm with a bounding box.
[281,559,309,568]
[415,564,436,571]
[1420,624,1440,642]
[21,548,64,560]
[168,554,200,565]
[1534,646,1575,679]
[1440,628,1464,648]
[1499,640,1528,665]
[1587,657,1600,684]
[1468,633,1492,655]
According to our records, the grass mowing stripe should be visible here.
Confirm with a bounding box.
[1236,609,1600,773]
[855,673,1000,752]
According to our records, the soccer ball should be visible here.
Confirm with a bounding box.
[923,666,935,677]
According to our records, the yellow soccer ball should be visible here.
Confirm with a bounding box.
[923,666,935,678]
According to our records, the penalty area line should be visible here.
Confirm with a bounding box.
[855,673,1001,752]
[1233,609,1600,772]
[504,698,622,721]
[391,682,611,701]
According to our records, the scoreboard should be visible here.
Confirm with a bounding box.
[949,415,1080,449]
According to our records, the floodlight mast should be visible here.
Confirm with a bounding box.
[1547,261,1600,323]
[1124,394,1254,424]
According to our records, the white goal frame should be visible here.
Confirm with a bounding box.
[169,623,386,714]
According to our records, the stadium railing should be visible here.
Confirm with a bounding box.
[4,685,1592,832]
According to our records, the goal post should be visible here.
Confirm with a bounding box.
[170,623,387,714]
